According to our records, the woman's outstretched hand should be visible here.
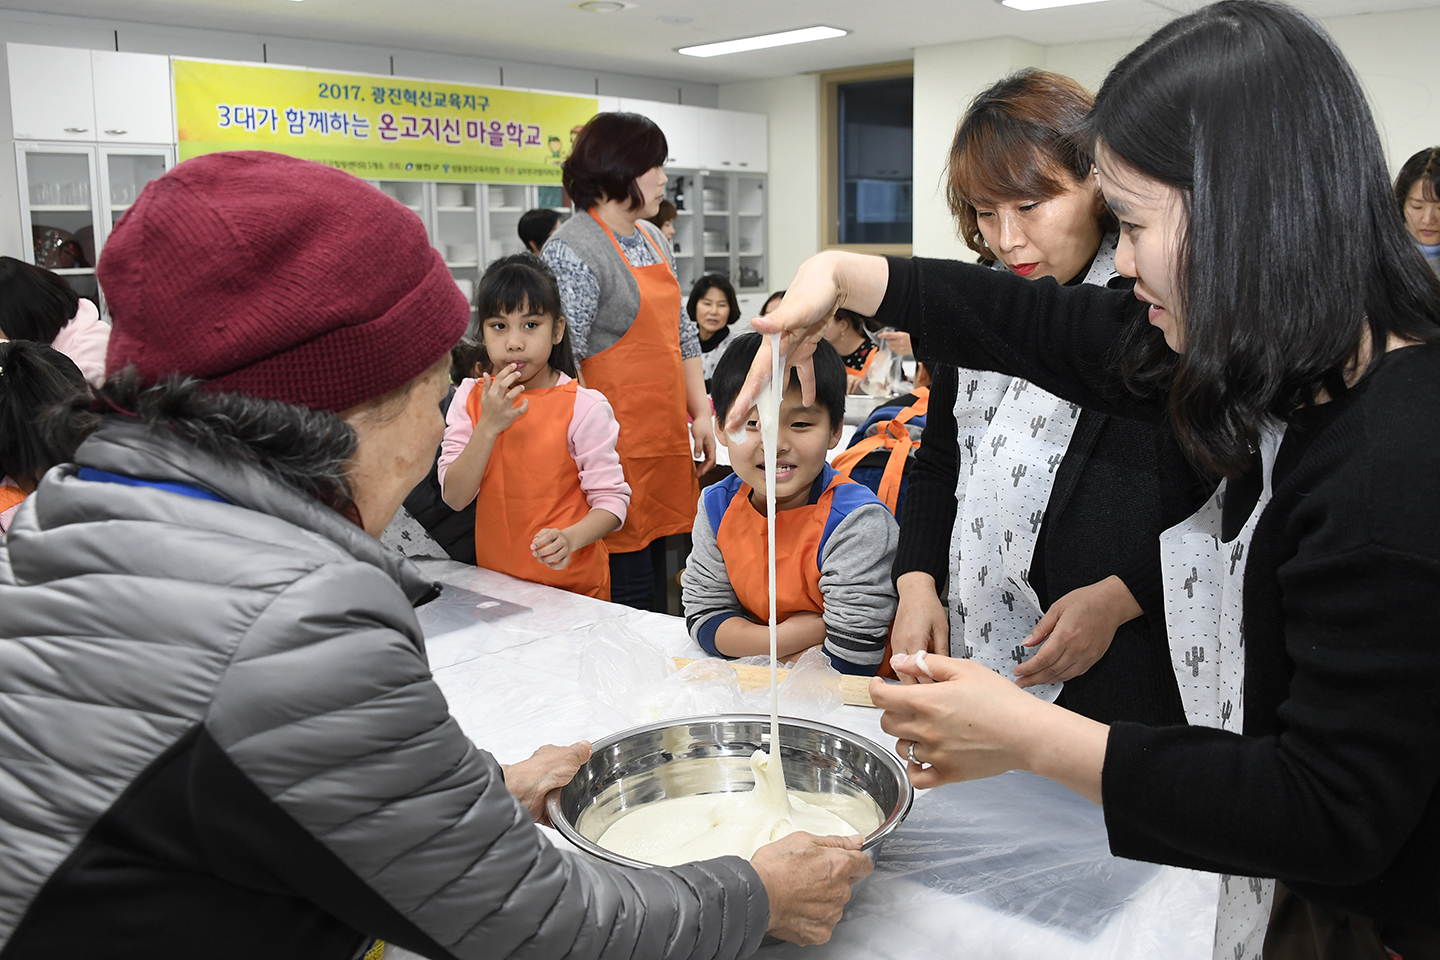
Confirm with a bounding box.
[728,252,891,436]
[871,652,1108,803]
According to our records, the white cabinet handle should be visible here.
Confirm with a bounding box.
[63,127,88,133]
[721,160,732,166]
[739,162,748,167]
[103,129,128,136]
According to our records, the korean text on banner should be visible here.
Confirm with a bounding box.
[173,58,598,185]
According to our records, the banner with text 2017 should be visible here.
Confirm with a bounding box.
[173,58,598,184]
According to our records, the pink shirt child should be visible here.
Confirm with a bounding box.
[50,298,110,388]
[438,373,630,525]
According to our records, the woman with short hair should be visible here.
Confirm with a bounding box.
[892,68,1199,729]
[1395,147,1440,275]
[543,112,716,609]
[688,272,740,387]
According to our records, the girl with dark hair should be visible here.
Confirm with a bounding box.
[0,340,89,535]
[687,273,739,386]
[439,253,629,600]
[1395,147,1440,275]
[648,198,678,243]
[542,112,716,609]
[0,256,110,386]
[737,2,1440,955]
[892,68,1194,732]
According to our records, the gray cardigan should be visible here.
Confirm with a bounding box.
[0,418,767,959]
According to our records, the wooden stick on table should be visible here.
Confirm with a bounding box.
[673,657,877,708]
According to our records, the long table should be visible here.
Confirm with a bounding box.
[396,560,1221,960]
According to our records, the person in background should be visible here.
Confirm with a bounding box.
[0,340,89,536]
[683,333,898,675]
[0,257,109,386]
[440,254,629,600]
[890,68,1197,729]
[543,112,716,610]
[824,308,877,393]
[518,208,562,256]
[1396,147,1440,275]
[689,273,740,388]
[647,198,678,245]
[760,289,785,316]
[0,151,867,958]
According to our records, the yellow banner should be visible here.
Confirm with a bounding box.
[173,58,597,184]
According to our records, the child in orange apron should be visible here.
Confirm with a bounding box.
[0,341,90,537]
[438,255,630,600]
[679,333,899,675]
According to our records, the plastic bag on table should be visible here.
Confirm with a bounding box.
[858,336,908,398]
[734,646,844,720]
[860,771,1161,940]
[578,620,845,724]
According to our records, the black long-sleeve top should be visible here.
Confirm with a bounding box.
[876,255,1440,928]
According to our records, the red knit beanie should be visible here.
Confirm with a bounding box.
[99,151,469,412]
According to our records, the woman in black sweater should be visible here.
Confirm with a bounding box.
[732,2,1440,956]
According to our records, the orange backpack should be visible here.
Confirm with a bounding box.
[830,387,929,516]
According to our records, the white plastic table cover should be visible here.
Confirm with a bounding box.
[397,559,1220,960]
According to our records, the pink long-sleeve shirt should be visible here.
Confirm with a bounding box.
[438,373,630,526]
[49,298,109,388]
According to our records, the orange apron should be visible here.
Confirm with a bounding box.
[715,473,852,623]
[468,379,610,600]
[580,213,697,553]
[0,485,26,515]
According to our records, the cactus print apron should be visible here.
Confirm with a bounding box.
[1159,425,1285,960]
[946,235,1120,702]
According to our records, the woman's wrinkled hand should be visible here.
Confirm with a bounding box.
[501,741,591,825]
[1014,575,1142,689]
[751,832,873,945]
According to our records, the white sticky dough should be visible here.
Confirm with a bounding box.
[596,749,878,867]
[913,649,936,680]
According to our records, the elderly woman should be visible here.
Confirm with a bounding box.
[0,152,868,958]
[543,112,716,609]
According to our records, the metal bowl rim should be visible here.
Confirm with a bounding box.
[545,712,914,869]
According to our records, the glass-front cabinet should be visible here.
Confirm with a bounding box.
[15,141,173,303]
[371,180,572,309]
[665,170,767,299]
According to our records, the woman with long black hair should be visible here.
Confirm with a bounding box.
[734,3,1440,956]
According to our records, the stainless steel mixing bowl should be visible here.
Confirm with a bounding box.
[546,714,913,870]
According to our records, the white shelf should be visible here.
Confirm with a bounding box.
[445,260,480,269]
[738,212,764,218]
[30,203,91,212]
[51,267,95,275]
[437,205,476,213]
[674,252,693,258]
[703,208,729,216]
[703,249,730,257]
[490,206,524,213]
[739,251,764,257]
[405,204,423,212]
[110,202,131,211]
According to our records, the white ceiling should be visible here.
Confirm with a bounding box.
[4,0,1438,84]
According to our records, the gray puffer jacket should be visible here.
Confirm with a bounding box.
[0,418,768,960]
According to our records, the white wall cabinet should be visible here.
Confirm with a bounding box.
[698,110,768,173]
[618,98,766,176]
[8,45,172,143]
[7,44,96,141]
[92,51,174,143]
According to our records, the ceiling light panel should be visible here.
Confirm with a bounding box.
[678,26,847,58]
